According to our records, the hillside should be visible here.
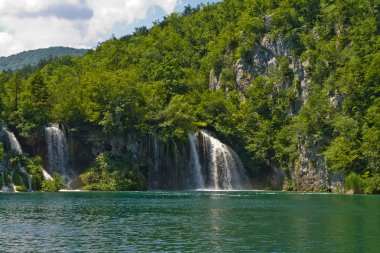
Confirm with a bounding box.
[0,0,379,193]
[0,47,88,71]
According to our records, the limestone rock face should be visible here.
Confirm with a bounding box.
[82,131,192,190]
[270,165,285,190]
[233,34,343,192]
[329,90,344,110]
[209,68,222,91]
[233,35,311,101]
[292,137,329,191]
[235,59,251,93]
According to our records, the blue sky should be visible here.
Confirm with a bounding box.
[0,0,221,57]
[111,0,221,38]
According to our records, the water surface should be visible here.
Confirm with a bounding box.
[0,191,379,252]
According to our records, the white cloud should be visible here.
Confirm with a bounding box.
[0,0,179,56]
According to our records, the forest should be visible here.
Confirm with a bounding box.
[0,0,379,193]
[0,47,87,71]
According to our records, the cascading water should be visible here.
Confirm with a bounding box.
[2,129,22,154]
[154,137,159,174]
[20,167,32,191]
[10,170,16,191]
[188,132,205,189]
[148,136,160,189]
[45,124,71,184]
[0,129,35,191]
[42,169,53,181]
[27,174,32,191]
[188,130,251,190]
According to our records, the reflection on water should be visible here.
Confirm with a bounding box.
[0,191,379,252]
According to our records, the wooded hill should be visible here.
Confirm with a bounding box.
[0,0,379,193]
[0,47,87,71]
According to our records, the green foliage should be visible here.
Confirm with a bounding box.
[285,180,297,191]
[81,152,146,191]
[15,185,27,192]
[0,151,43,191]
[156,95,196,139]
[0,0,379,192]
[344,172,364,194]
[7,151,23,170]
[41,172,64,192]
[274,125,298,170]
[13,171,22,185]
[324,137,359,171]
[361,98,380,173]
[26,156,45,191]
[363,173,380,194]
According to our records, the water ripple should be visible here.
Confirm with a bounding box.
[0,191,379,252]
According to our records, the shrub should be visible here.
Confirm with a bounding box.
[81,152,146,191]
[13,171,22,186]
[41,172,64,192]
[344,172,364,194]
[15,185,27,192]
[363,174,380,194]
[26,157,45,191]
[285,180,297,191]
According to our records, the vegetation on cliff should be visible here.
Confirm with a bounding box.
[0,0,379,192]
[79,152,146,191]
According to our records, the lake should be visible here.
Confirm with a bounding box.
[0,191,379,252]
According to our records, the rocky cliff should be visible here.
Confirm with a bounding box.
[211,31,343,192]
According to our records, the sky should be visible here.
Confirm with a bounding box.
[0,0,221,57]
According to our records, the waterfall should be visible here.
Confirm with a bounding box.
[10,170,13,185]
[45,124,71,183]
[188,132,205,189]
[20,167,32,191]
[42,169,53,181]
[190,130,251,190]
[0,129,34,191]
[27,174,32,191]
[148,136,160,189]
[154,137,159,174]
[2,129,22,153]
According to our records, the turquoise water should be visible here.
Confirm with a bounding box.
[0,191,379,252]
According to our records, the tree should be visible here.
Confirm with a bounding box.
[323,116,360,171]
[361,99,380,173]
[29,71,49,122]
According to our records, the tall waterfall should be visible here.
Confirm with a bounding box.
[148,136,160,189]
[188,130,251,190]
[45,124,71,183]
[188,132,205,189]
